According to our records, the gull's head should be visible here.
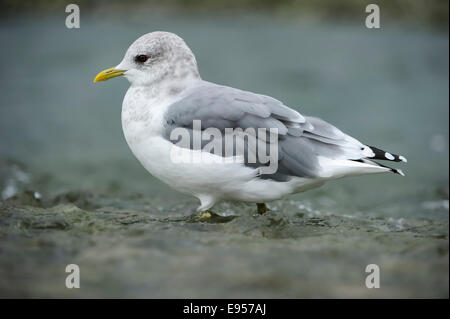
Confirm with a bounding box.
[94,31,200,87]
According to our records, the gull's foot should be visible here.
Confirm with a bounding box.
[189,210,237,223]
[257,203,270,215]
[192,210,212,222]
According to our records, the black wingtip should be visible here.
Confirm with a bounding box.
[392,168,405,176]
[368,145,407,163]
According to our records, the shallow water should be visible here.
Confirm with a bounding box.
[0,12,448,298]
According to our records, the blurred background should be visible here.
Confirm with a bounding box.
[0,0,448,298]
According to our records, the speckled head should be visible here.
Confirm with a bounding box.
[94,32,200,87]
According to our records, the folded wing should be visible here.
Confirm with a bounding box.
[163,81,406,181]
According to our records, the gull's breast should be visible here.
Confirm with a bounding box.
[121,87,166,144]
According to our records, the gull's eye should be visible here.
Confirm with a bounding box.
[135,54,149,63]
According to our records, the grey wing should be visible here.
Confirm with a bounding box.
[163,82,374,180]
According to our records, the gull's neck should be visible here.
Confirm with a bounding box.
[131,74,201,102]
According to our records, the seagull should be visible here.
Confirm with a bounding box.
[94,31,407,217]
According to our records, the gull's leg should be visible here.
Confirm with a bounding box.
[257,203,270,215]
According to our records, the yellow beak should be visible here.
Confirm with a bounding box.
[93,67,126,82]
